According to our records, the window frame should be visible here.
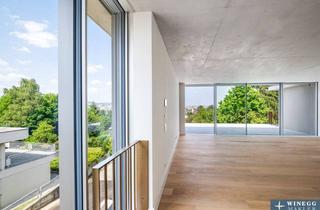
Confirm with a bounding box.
[59,0,127,209]
[185,82,318,136]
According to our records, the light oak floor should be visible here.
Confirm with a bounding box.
[158,135,320,210]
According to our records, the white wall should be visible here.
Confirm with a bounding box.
[129,12,153,142]
[0,162,51,208]
[151,15,180,209]
[129,12,180,210]
[283,83,317,135]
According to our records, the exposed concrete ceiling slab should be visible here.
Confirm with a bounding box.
[128,0,320,84]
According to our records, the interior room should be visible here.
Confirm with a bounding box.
[0,0,319,210]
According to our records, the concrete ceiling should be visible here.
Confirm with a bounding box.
[127,0,320,84]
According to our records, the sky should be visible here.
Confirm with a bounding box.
[185,86,232,107]
[0,0,231,106]
[0,0,112,103]
[87,17,112,103]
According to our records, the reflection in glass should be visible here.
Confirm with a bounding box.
[86,1,113,209]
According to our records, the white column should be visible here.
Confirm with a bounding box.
[179,83,186,136]
[59,0,86,208]
[0,143,5,171]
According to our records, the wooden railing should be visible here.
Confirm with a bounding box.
[92,140,149,210]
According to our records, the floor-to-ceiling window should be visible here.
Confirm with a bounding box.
[54,0,127,208]
[85,0,127,209]
[246,84,280,135]
[216,84,246,135]
[185,83,318,136]
[0,1,59,209]
[282,83,318,136]
[86,0,114,209]
[185,85,214,134]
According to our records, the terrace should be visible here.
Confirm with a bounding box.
[186,123,308,136]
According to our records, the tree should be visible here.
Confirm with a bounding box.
[186,105,214,123]
[88,103,102,123]
[186,85,279,124]
[29,93,58,129]
[87,103,113,153]
[99,110,112,131]
[0,79,41,130]
[28,121,58,143]
[254,85,278,124]
[217,86,247,123]
[88,103,112,137]
[0,79,59,132]
[217,85,278,124]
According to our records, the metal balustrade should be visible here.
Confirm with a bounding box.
[92,140,148,210]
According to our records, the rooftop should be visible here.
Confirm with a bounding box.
[0,127,29,144]
[5,150,55,169]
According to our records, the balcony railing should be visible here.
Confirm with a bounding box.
[92,140,148,210]
[7,141,56,152]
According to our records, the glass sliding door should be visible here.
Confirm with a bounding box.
[282,83,318,136]
[86,0,114,209]
[213,82,317,136]
[185,85,214,134]
[247,84,280,135]
[216,84,246,135]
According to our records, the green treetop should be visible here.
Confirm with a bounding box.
[186,85,278,125]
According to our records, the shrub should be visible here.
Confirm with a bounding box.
[50,147,106,172]
[50,157,59,171]
[28,121,58,143]
[88,147,105,166]
[88,132,112,154]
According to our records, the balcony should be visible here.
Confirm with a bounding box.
[91,140,149,210]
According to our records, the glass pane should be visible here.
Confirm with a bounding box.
[185,86,214,134]
[216,85,246,135]
[247,84,280,135]
[0,1,59,209]
[86,0,113,209]
[283,83,317,136]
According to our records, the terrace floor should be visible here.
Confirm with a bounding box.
[186,123,311,136]
[158,135,320,210]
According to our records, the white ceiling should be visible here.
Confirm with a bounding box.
[127,0,320,84]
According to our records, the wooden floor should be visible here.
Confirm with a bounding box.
[158,135,320,210]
